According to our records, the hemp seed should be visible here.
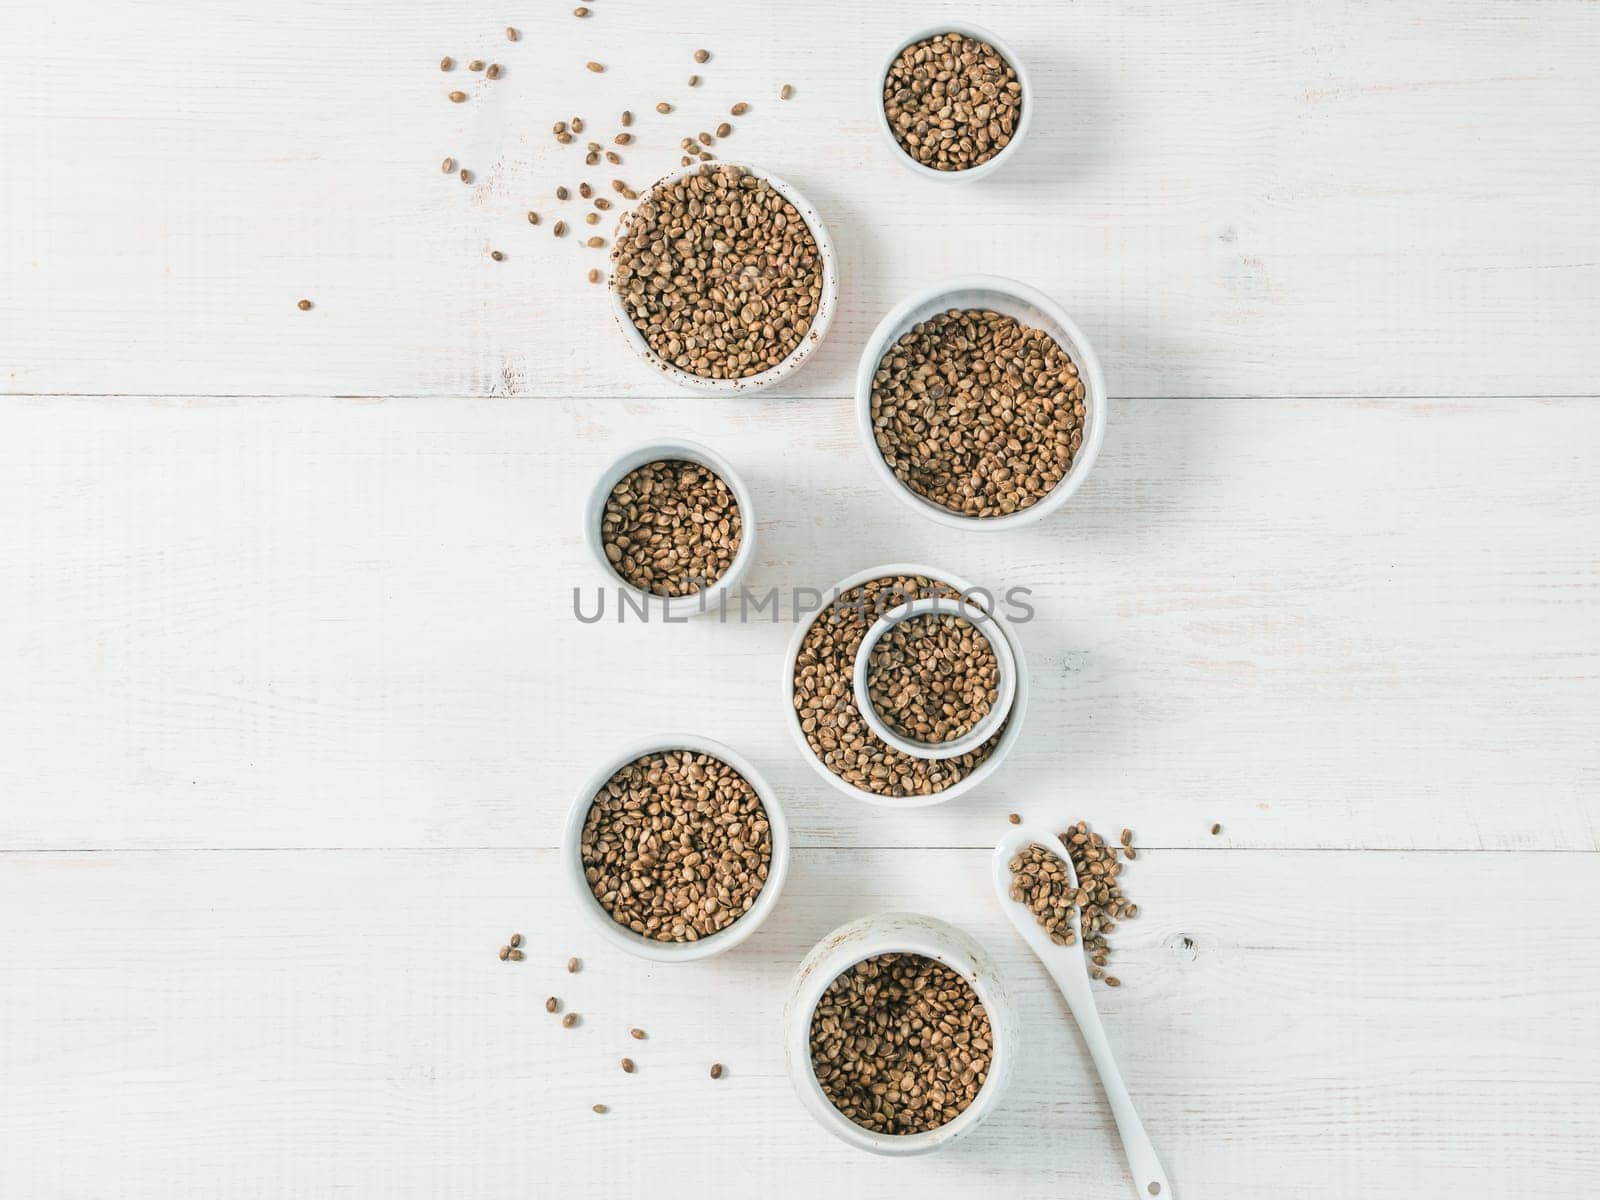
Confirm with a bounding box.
[546,996,560,1013]
[567,957,581,974]
[448,91,466,103]
[586,60,605,73]
[527,211,540,225]
[504,26,518,41]
[440,56,453,71]
[296,299,312,311]
[562,1012,579,1028]
[780,83,793,100]
[630,1028,646,1041]
[600,459,741,596]
[730,102,749,116]
[884,32,1020,170]
[865,612,999,744]
[693,48,710,63]
[709,1063,724,1079]
[620,1058,635,1073]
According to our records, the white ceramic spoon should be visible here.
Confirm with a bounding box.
[992,825,1175,1199]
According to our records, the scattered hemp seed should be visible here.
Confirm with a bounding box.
[629,1028,646,1041]
[586,61,605,73]
[585,212,599,225]
[697,131,713,146]
[545,996,560,1013]
[709,1063,724,1079]
[687,73,700,87]
[556,185,570,200]
[586,151,600,166]
[589,268,602,284]
[614,132,632,145]
[656,101,673,114]
[1006,822,1141,982]
[562,1012,579,1028]
[586,235,605,249]
[620,1058,635,1073]
[459,168,472,183]
[780,83,794,100]
[1105,976,1122,987]
[591,1104,608,1114]
[527,210,540,224]
[553,221,568,237]
[605,150,621,165]
[490,249,504,261]
[593,197,611,210]
[620,110,633,127]
[610,178,625,193]
[553,121,568,135]
[441,156,456,173]
[1008,812,1021,824]
[567,957,581,974]
[730,102,749,116]
[504,25,519,41]
[716,122,731,138]
[468,60,484,72]
[486,63,502,80]
[440,56,453,71]
[693,48,710,63]
[1211,823,1222,835]
[497,945,509,961]
[508,948,524,960]
[572,117,585,133]
[579,182,593,198]
[449,91,466,103]
[296,299,312,311]
[574,5,590,16]
[1121,829,1133,847]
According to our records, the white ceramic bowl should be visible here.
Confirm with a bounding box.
[784,912,1020,1155]
[562,734,791,963]
[781,562,1029,807]
[583,439,757,621]
[856,275,1108,531]
[875,24,1034,183]
[608,162,839,394]
[851,596,1018,761]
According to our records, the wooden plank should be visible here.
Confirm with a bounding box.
[1,846,1595,1198]
[2,394,1596,852]
[3,0,1597,399]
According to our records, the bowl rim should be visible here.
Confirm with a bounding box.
[874,22,1034,183]
[785,912,1017,1155]
[582,438,758,621]
[561,733,791,962]
[779,561,1030,807]
[607,161,839,395]
[854,274,1108,531]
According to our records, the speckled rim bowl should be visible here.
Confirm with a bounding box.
[780,562,1029,807]
[608,162,839,394]
[784,913,1019,1155]
[856,275,1108,531]
[562,733,790,962]
[875,23,1034,183]
[583,439,757,621]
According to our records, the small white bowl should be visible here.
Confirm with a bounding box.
[781,562,1029,807]
[608,162,839,394]
[856,275,1108,531]
[875,24,1034,183]
[852,597,1018,761]
[784,912,1020,1155]
[562,734,791,963]
[583,439,756,621]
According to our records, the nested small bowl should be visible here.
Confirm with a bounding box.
[562,734,791,963]
[583,439,757,621]
[855,275,1108,531]
[875,23,1034,183]
[780,561,1029,807]
[784,913,1020,1155]
[608,161,839,394]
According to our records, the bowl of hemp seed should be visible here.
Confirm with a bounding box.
[784,912,1020,1154]
[855,274,1107,530]
[608,162,838,393]
[876,24,1033,181]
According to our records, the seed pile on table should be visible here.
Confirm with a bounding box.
[809,953,993,1135]
[612,164,824,380]
[793,575,1005,797]
[865,613,999,744]
[600,459,741,597]
[580,749,773,942]
[1006,822,1140,984]
[870,309,1085,518]
[883,32,1021,171]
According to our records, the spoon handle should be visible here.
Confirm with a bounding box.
[1065,986,1174,1199]
[1031,942,1172,1199]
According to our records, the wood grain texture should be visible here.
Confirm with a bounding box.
[2,394,1596,853]
[3,0,1598,399]
[2,847,1596,1199]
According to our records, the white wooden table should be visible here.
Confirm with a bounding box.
[3,1,1598,1196]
